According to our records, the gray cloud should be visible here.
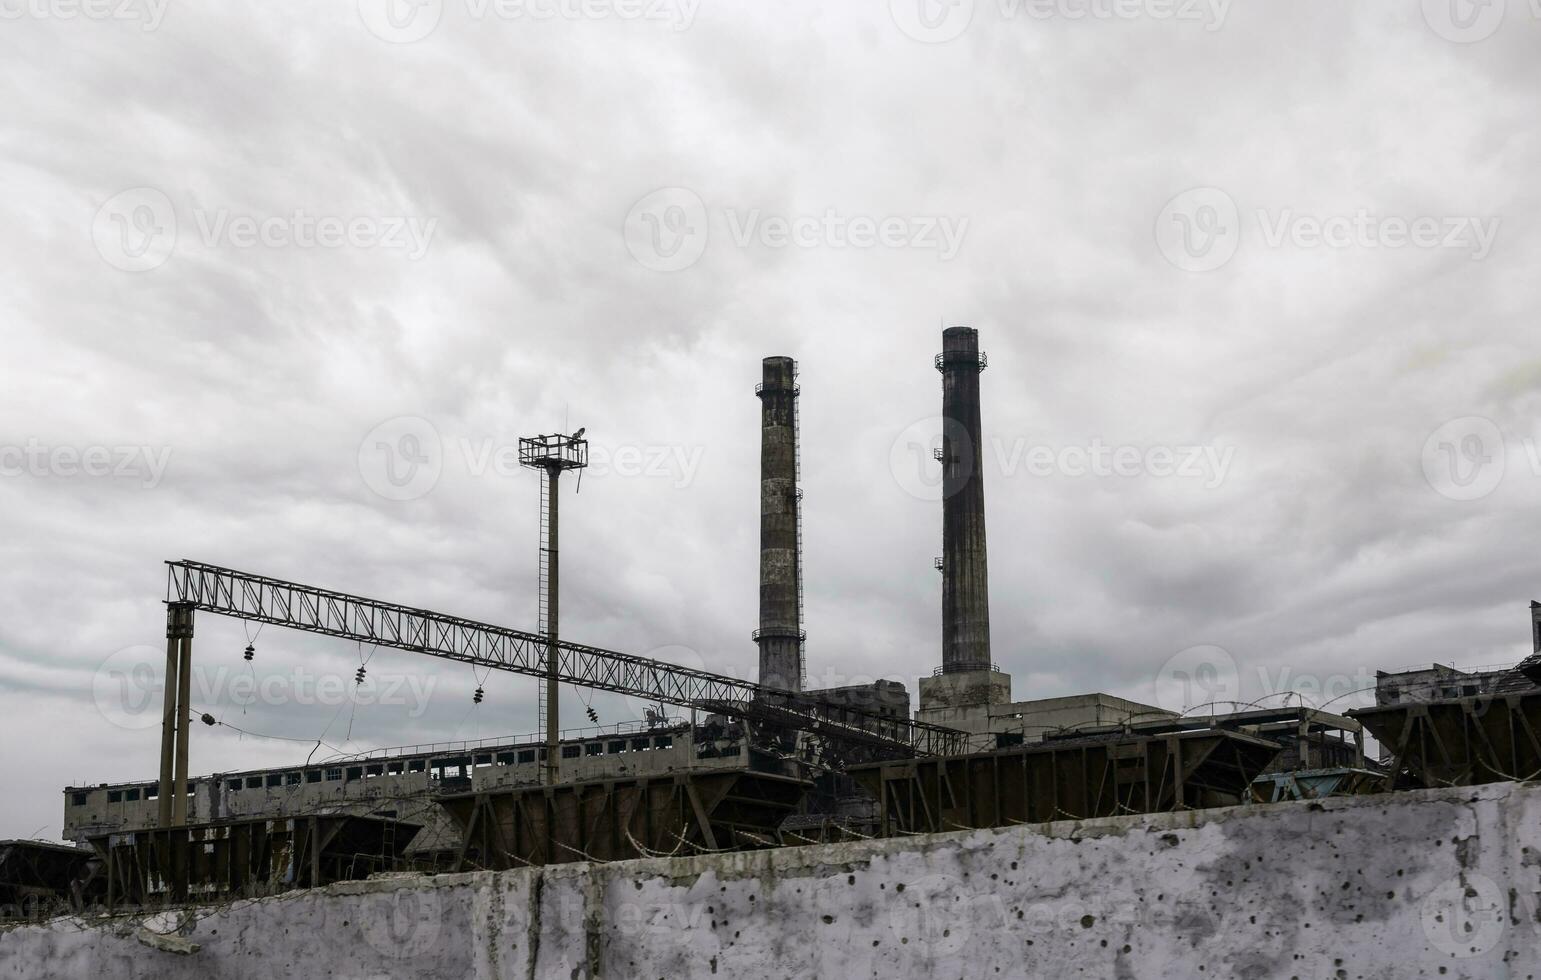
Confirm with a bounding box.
[1,1,1539,841]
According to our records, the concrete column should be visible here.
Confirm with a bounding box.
[157,607,181,827]
[938,327,991,674]
[164,604,194,826]
[755,356,802,692]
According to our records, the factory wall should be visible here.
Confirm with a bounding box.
[6,780,1539,978]
[63,726,747,853]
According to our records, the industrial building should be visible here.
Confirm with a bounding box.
[12,326,1541,931]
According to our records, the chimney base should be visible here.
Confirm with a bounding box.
[918,669,1011,714]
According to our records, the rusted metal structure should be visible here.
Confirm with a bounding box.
[1249,768,1383,804]
[1350,690,1541,789]
[163,560,973,757]
[0,840,99,921]
[90,814,419,910]
[849,730,1279,837]
[439,769,809,869]
[1046,705,1366,774]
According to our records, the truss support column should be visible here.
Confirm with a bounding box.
[157,609,180,827]
[545,466,561,787]
[161,603,195,827]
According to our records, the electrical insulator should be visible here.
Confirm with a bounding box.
[473,687,484,705]
[243,644,255,662]
[355,666,367,685]
[200,713,216,726]
[585,706,598,724]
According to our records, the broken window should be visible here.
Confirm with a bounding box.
[125,789,140,802]
[246,776,263,789]
[654,735,673,749]
[562,745,581,759]
[346,767,363,781]
[608,741,626,754]
[70,792,88,806]
[387,762,405,775]
[516,750,535,765]
[265,774,282,788]
[285,772,301,786]
[305,771,321,784]
[407,759,425,773]
[107,790,122,803]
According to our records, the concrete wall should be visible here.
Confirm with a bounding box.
[8,781,1540,979]
[918,689,1175,741]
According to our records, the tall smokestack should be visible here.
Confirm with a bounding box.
[755,356,803,691]
[938,326,991,673]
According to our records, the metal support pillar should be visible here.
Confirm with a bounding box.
[157,615,179,827]
[160,603,195,826]
[544,467,560,787]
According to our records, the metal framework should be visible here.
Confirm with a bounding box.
[441,769,808,868]
[164,560,976,758]
[849,729,1280,836]
[0,840,99,921]
[1350,690,1541,789]
[92,814,418,910]
[519,431,589,785]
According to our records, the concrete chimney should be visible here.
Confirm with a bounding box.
[755,356,803,692]
[938,326,992,674]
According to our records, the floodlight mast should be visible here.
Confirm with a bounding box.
[519,431,589,785]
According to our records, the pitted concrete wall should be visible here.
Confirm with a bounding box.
[5,782,1540,979]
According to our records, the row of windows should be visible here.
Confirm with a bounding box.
[72,786,189,806]
[75,734,696,804]
[221,735,686,789]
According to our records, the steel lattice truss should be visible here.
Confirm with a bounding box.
[165,560,975,757]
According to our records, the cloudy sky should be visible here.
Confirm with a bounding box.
[1,0,1538,841]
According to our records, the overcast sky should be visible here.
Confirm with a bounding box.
[1,1,1538,842]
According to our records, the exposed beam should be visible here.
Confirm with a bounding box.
[164,560,976,758]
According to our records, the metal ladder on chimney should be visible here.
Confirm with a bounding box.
[794,360,806,691]
[535,470,552,737]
